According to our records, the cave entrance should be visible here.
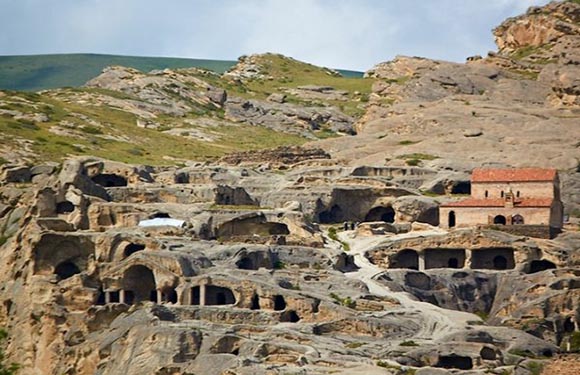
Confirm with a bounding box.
[436,355,473,370]
[471,248,515,270]
[364,206,395,223]
[251,294,261,310]
[56,201,75,214]
[451,181,471,195]
[123,243,145,258]
[448,258,459,268]
[280,310,300,323]
[528,259,556,274]
[206,286,236,306]
[424,248,466,269]
[236,257,256,270]
[318,205,343,224]
[162,288,178,304]
[92,174,128,187]
[123,265,156,303]
[191,286,200,305]
[493,255,508,270]
[54,261,81,280]
[274,295,286,311]
[391,249,419,270]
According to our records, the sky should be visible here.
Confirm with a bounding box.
[0,0,552,71]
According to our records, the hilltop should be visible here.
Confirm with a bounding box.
[0,53,363,92]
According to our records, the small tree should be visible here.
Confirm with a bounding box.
[0,330,19,375]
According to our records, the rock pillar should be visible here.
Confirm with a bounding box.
[418,252,426,271]
[200,284,207,307]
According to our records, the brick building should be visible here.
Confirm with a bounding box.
[440,168,563,237]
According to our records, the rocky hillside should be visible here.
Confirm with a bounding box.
[0,54,371,165]
[311,0,580,215]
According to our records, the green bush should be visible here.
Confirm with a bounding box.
[400,340,419,347]
[406,159,421,166]
[526,361,543,375]
[330,293,356,309]
[398,140,419,145]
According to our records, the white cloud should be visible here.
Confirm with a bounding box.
[0,0,553,71]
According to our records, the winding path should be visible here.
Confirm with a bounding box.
[336,228,480,341]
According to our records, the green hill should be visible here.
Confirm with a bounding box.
[0,53,363,92]
[0,54,237,91]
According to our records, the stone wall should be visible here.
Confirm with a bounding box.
[481,224,553,239]
[440,206,552,229]
[472,181,556,199]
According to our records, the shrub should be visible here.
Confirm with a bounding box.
[406,159,421,166]
[526,361,543,375]
[400,340,419,347]
[330,293,356,309]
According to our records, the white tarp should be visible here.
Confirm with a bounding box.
[138,218,186,228]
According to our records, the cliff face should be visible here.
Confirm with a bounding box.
[493,1,580,53]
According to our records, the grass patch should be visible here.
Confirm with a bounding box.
[0,90,309,165]
[398,140,420,146]
[330,293,356,309]
[274,261,286,270]
[526,361,544,375]
[80,125,103,135]
[314,128,340,139]
[384,76,411,85]
[419,190,442,197]
[223,54,373,118]
[345,342,364,349]
[565,331,580,352]
[399,340,419,347]
[508,68,540,80]
[377,361,416,374]
[327,227,351,251]
[474,310,489,320]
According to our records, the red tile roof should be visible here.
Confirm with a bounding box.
[472,168,557,183]
[441,198,553,208]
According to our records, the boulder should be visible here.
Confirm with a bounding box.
[392,196,440,225]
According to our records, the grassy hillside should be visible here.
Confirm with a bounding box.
[0,53,363,92]
[0,89,307,165]
[218,54,373,117]
[0,54,237,92]
[0,53,368,166]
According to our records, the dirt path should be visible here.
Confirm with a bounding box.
[337,228,481,341]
